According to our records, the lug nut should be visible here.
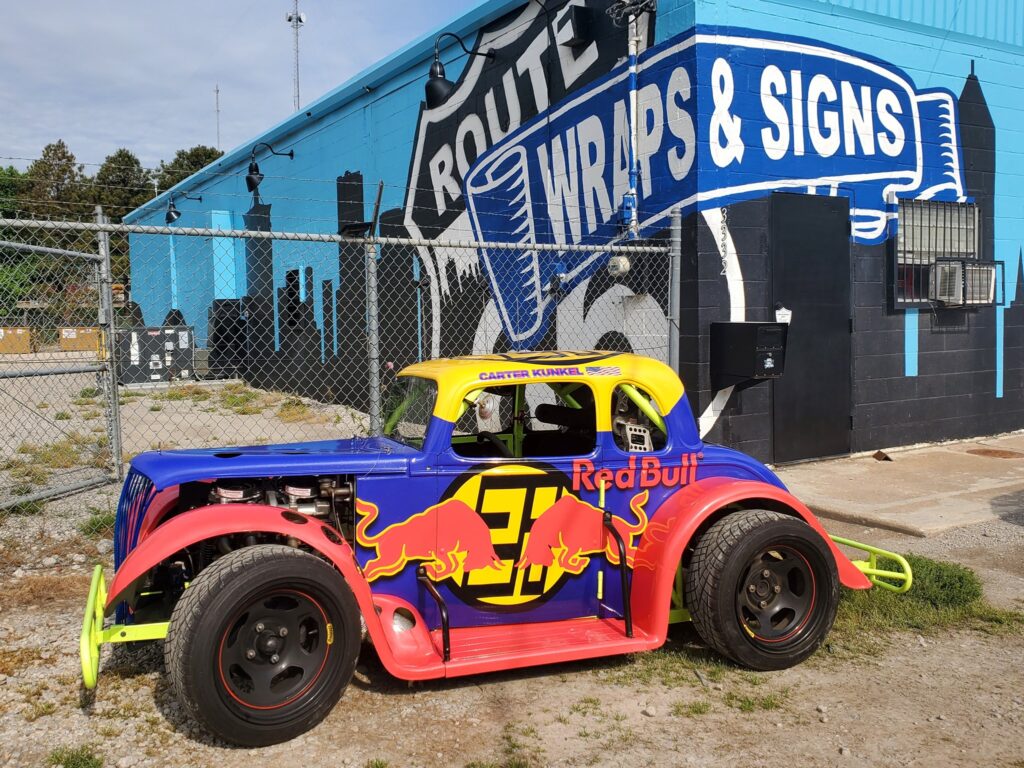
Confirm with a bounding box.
[759,600,767,608]
[762,569,771,578]
[246,649,256,660]
[279,627,289,637]
[748,584,756,593]
[774,585,782,593]
[270,654,280,664]
[255,622,265,633]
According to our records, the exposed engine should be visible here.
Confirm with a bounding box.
[205,476,354,525]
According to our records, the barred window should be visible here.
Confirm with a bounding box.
[895,199,997,307]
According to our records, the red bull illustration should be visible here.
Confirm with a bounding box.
[517,490,650,573]
[355,497,502,582]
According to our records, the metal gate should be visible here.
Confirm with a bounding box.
[0,211,121,516]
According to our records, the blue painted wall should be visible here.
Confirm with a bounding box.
[125,0,1024,456]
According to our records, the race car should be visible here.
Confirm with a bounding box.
[81,351,911,746]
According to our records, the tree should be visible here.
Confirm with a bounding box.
[0,165,26,218]
[20,140,90,220]
[94,148,153,221]
[156,145,223,193]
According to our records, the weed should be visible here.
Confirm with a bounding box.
[148,404,162,412]
[672,700,711,717]
[604,641,731,688]
[81,410,102,420]
[741,673,767,686]
[78,387,99,399]
[79,507,116,538]
[363,761,389,768]
[11,482,32,496]
[54,411,72,421]
[72,398,96,406]
[37,402,49,409]
[46,745,103,768]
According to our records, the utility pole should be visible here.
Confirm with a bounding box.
[286,1,305,111]
[214,84,221,150]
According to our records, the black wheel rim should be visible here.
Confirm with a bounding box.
[736,545,816,648]
[217,589,331,710]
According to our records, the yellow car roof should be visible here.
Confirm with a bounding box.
[400,351,684,425]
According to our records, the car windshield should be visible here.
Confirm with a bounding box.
[383,376,437,448]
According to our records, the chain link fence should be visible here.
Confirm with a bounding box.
[0,213,678,518]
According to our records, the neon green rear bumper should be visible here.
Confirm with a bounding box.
[829,536,914,593]
[80,565,169,689]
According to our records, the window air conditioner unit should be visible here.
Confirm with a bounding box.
[929,261,964,304]
[965,263,997,305]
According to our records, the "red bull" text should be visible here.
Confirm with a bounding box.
[571,454,699,492]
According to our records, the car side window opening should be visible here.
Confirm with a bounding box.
[611,384,668,453]
[382,376,438,449]
[451,382,597,459]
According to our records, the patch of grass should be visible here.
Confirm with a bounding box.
[672,700,711,717]
[148,404,162,412]
[47,745,103,768]
[363,761,389,768]
[37,402,50,409]
[78,387,100,399]
[0,647,44,676]
[79,507,116,538]
[80,410,102,420]
[72,397,97,406]
[724,691,783,713]
[0,573,92,610]
[570,696,601,716]
[54,411,72,421]
[603,641,731,687]
[160,384,211,402]
[7,499,45,515]
[25,700,57,721]
[277,397,313,423]
[830,554,1024,655]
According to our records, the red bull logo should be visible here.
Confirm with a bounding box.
[517,490,649,574]
[355,497,501,582]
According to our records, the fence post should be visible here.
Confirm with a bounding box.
[668,208,682,376]
[366,239,382,436]
[95,206,124,481]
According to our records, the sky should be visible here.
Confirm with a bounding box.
[0,0,481,173]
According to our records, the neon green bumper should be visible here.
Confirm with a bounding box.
[829,536,914,594]
[80,565,169,689]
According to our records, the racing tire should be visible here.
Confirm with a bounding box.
[164,544,361,746]
[685,510,839,671]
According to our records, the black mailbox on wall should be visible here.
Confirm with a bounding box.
[710,322,788,390]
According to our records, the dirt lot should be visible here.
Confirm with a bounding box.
[0,488,1022,768]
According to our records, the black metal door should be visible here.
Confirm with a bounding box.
[770,193,852,463]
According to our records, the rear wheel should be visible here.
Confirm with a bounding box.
[165,544,360,746]
[685,510,839,671]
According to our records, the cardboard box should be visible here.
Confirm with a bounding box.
[59,327,100,352]
[0,327,32,354]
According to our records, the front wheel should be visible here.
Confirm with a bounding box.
[164,544,361,746]
[685,510,839,671]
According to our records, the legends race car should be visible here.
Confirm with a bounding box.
[81,351,911,746]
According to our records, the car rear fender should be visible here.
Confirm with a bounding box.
[631,477,871,639]
[104,504,411,675]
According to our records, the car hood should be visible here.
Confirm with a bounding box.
[130,436,418,490]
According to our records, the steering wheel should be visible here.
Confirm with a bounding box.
[477,431,513,458]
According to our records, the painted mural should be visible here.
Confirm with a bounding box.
[128,0,1023,461]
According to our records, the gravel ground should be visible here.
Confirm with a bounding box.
[0,486,1022,768]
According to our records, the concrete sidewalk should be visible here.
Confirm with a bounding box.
[775,433,1024,537]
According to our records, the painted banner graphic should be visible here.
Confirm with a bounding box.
[465,26,967,349]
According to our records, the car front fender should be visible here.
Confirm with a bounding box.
[630,477,871,639]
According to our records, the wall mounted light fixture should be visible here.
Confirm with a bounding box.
[425,32,495,109]
[165,193,202,225]
[246,142,295,193]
